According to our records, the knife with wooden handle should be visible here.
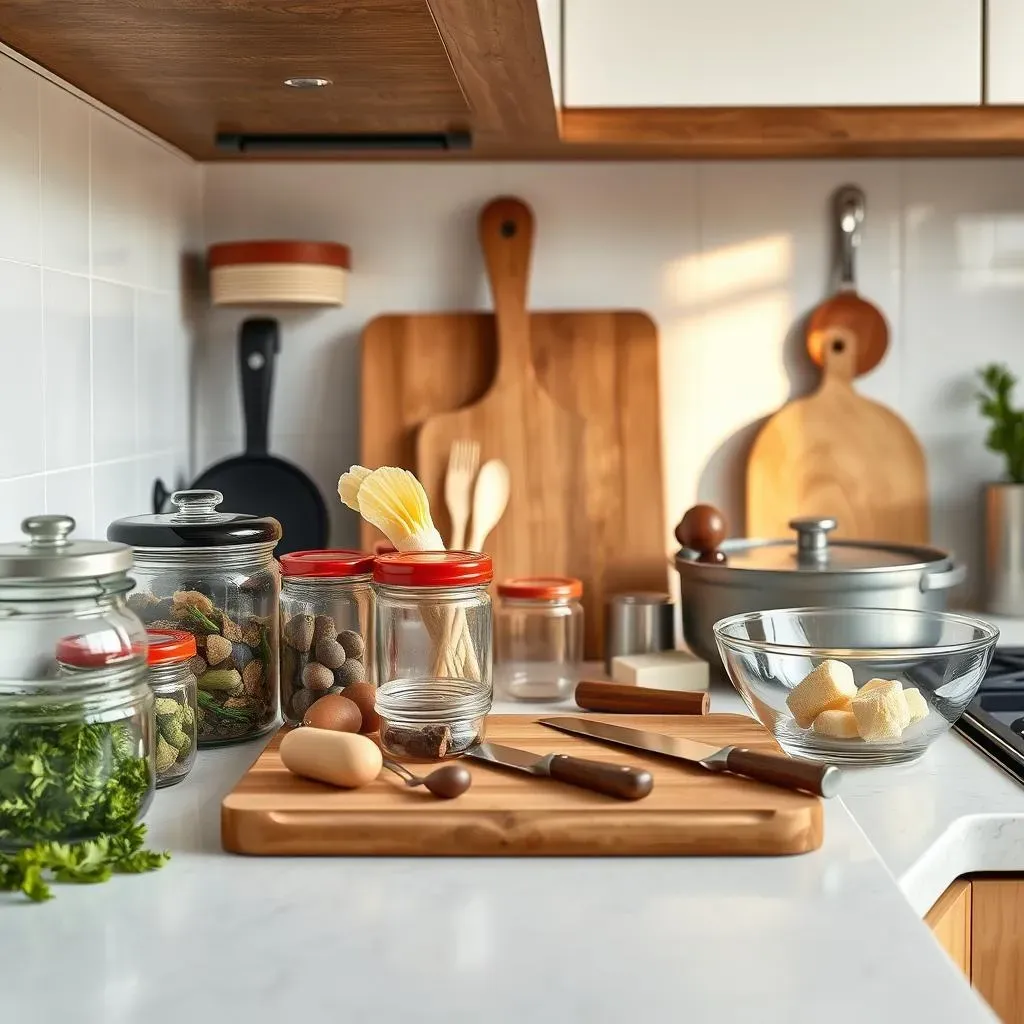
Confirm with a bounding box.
[465,741,653,800]
[574,681,709,715]
[539,717,840,798]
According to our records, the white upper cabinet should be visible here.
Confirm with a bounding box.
[987,1,1024,102]
[564,0,982,107]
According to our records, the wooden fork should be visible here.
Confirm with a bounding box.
[444,439,480,549]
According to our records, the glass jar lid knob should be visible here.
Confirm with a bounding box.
[22,514,75,549]
[171,490,224,523]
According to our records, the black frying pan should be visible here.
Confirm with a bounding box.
[155,318,327,555]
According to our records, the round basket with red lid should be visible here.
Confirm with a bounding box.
[373,552,493,761]
[495,576,584,703]
[279,549,375,725]
[146,629,200,788]
[207,239,350,306]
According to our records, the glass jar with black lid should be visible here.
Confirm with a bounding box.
[108,489,282,746]
[0,515,153,850]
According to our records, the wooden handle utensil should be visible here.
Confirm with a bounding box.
[575,681,709,716]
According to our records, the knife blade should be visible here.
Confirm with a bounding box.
[465,741,653,801]
[538,718,841,798]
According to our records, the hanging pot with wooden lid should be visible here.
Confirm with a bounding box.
[674,505,966,670]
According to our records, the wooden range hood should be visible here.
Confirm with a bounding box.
[5,0,1024,160]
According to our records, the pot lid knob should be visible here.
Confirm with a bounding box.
[790,516,837,564]
[22,514,75,548]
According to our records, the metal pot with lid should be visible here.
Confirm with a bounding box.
[674,505,967,669]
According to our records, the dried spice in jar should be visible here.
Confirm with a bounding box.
[145,629,198,787]
[279,550,375,726]
[108,490,281,746]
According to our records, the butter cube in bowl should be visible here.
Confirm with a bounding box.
[713,608,998,765]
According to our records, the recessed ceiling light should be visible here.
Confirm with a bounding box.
[284,77,332,89]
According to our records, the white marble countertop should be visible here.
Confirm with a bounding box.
[6,615,1024,1024]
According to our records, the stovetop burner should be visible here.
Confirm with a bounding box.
[955,647,1024,780]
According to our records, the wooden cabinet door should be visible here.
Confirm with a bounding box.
[973,879,1024,1023]
[563,0,982,107]
[987,1,1024,103]
[926,880,972,979]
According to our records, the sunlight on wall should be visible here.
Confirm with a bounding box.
[659,235,794,548]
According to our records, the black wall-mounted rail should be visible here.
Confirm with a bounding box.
[216,131,473,153]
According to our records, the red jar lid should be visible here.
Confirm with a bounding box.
[56,633,140,668]
[497,576,583,600]
[373,551,493,588]
[207,240,351,269]
[146,629,197,664]
[280,549,375,578]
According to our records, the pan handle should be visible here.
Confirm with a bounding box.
[835,185,865,291]
[239,318,280,456]
[921,562,968,592]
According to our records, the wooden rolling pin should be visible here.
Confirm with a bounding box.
[574,681,709,716]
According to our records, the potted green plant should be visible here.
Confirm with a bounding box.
[977,363,1024,616]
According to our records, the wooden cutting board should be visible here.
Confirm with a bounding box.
[360,199,666,658]
[747,323,928,544]
[221,714,823,856]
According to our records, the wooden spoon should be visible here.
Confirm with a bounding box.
[467,458,511,552]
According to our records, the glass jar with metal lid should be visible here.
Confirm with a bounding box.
[279,550,375,725]
[495,576,583,702]
[145,629,199,787]
[0,515,153,850]
[374,552,492,760]
[108,489,282,746]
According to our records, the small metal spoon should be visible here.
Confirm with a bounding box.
[383,759,472,799]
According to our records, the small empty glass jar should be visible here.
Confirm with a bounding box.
[279,550,375,724]
[495,577,584,701]
[374,552,492,760]
[146,629,198,787]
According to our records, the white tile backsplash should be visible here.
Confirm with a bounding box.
[40,78,90,276]
[0,260,44,479]
[0,50,200,542]
[42,270,91,470]
[199,160,1024,602]
[0,56,39,266]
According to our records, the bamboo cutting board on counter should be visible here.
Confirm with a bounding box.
[222,715,823,856]
[360,197,666,658]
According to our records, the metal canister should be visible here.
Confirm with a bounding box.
[604,592,675,672]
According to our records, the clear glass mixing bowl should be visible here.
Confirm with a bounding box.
[714,607,999,765]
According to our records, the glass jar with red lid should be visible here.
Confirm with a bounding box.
[373,551,493,760]
[146,629,199,787]
[495,576,584,702]
[279,549,375,725]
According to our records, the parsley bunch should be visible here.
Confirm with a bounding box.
[0,823,169,902]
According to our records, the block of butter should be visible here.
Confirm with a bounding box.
[610,651,709,691]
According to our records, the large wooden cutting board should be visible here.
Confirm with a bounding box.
[360,200,666,658]
[747,323,928,544]
[221,714,823,856]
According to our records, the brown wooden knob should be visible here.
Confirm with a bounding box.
[697,549,727,565]
[675,504,727,554]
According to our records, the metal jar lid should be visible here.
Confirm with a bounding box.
[678,517,950,576]
[0,515,132,581]
[107,489,282,549]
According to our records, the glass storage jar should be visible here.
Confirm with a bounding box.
[495,576,584,701]
[146,630,198,787]
[107,489,282,746]
[279,550,375,724]
[0,514,154,850]
[374,552,492,760]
